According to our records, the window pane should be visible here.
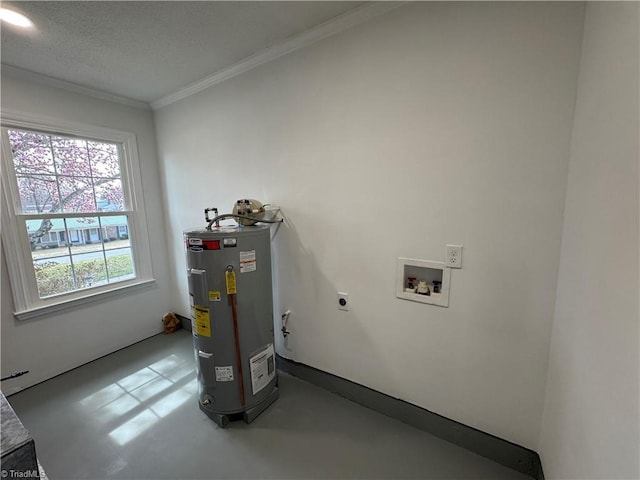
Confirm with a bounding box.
[51,137,90,175]
[106,248,135,282]
[68,217,103,253]
[72,252,107,288]
[29,217,71,297]
[88,141,120,178]
[102,216,130,248]
[26,218,65,251]
[66,217,101,243]
[95,179,124,212]
[34,257,75,298]
[58,176,96,213]
[16,175,60,214]
[8,129,55,175]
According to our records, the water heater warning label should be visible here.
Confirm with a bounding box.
[240,250,256,273]
[225,270,237,294]
[215,366,234,382]
[194,305,211,337]
[249,344,275,395]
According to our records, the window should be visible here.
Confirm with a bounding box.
[1,112,154,319]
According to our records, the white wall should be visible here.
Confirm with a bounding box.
[155,2,585,449]
[538,2,640,478]
[1,69,175,395]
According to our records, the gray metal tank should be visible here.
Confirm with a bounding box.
[185,224,278,427]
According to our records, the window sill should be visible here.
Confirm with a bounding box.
[14,278,157,321]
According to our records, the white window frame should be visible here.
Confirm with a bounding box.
[1,110,155,320]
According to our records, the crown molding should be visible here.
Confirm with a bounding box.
[151,1,407,110]
[1,64,151,110]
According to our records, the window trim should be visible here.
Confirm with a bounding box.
[1,109,156,320]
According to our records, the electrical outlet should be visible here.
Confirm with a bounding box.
[446,245,463,268]
[337,292,349,311]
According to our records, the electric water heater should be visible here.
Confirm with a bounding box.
[185,202,279,427]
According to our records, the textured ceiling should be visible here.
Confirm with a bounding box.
[1,1,365,104]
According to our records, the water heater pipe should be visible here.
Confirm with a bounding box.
[206,213,282,230]
[204,207,219,228]
[227,265,246,407]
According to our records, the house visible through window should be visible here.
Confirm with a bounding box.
[1,117,154,318]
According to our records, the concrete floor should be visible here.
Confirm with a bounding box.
[7,330,530,480]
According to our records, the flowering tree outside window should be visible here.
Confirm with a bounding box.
[6,128,135,298]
